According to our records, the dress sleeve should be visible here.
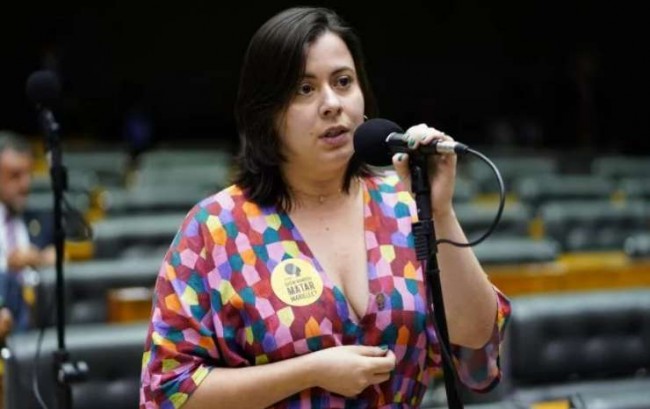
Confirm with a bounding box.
[140,206,221,408]
[430,287,511,393]
[395,173,512,393]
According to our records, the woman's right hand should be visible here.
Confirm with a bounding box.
[308,345,396,397]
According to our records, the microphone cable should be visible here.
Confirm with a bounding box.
[62,193,94,241]
[32,322,49,409]
[435,148,505,248]
[422,147,506,408]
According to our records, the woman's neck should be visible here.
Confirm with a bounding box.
[283,166,355,207]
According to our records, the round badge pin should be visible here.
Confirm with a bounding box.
[271,258,324,306]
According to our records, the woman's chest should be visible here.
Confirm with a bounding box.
[212,235,429,365]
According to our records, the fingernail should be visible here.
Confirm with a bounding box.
[407,139,416,148]
[380,345,389,351]
[397,153,405,162]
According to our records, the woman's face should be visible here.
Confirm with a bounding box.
[277,31,365,175]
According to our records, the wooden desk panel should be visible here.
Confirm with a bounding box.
[486,252,650,296]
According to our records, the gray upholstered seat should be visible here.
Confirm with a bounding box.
[2,322,148,409]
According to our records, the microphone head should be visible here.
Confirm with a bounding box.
[353,118,403,166]
[26,70,61,107]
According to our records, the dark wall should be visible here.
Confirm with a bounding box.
[1,1,647,152]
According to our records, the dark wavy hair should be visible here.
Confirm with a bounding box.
[233,7,377,212]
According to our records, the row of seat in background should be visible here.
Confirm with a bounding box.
[22,147,650,318]
[29,148,650,211]
[24,147,234,255]
[22,147,235,331]
[454,153,650,260]
[421,288,650,409]
[458,153,650,203]
[32,146,650,210]
[13,254,650,408]
[25,149,650,263]
[29,147,234,215]
[8,289,650,409]
[30,193,648,262]
[27,209,650,332]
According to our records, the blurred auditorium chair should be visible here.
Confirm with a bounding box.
[30,170,106,221]
[514,175,615,210]
[472,289,650,408]
[133,163,231,193]
[539,200,648,252]
[30,170,98,195]
[624,233,650,259]
[619,178,650,200]
[91,212,184,259]
[138,148,231,169]
[473,237,560,265]
[574,392,650,409]
[455,202,533,239]
[100,185,209,216]
[464,156,558,194]
[36,256,160,326]
[591,156,650,180]
[2,322,147,409]
[27,191,90,216]
[64,150,130,188]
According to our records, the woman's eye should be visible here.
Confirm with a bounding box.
[298,83,314,95]
[337,76,352,87]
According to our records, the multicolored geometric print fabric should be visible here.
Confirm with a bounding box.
[140,173,511,409]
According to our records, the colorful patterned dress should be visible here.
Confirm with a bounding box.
[140,173,511,409]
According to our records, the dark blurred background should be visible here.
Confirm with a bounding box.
[1,0,648,153]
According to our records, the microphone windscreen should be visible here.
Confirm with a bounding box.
[26,70,61,107]
[353,118,403,166]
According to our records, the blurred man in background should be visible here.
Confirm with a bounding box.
[0,130,54,340]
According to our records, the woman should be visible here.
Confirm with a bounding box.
[140,7,510,409]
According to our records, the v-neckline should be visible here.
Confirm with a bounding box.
[281,178,376,325]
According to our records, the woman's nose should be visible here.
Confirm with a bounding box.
[319,86,342,117]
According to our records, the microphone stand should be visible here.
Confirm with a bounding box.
[408,153,463,409]
[37,107,88,409]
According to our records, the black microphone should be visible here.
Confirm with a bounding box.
[26,70,61,108]
[353,118,469,166]
[26,70,62,139]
